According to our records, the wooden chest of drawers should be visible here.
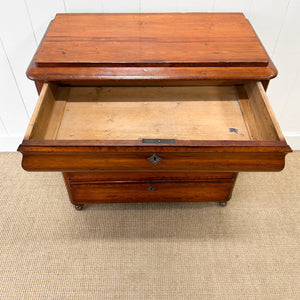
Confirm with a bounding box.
[18,13,292,210]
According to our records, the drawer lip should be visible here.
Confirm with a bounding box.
[27,64,278,82]
[18,139,292,153]
[65,171,236,184]
[70,179,234,186]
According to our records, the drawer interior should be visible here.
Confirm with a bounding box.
[25,82,285,142]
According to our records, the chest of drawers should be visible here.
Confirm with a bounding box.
[18,13,292,210]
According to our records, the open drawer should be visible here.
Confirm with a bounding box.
[18,81,291,172]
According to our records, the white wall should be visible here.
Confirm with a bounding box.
[0,0,299,151]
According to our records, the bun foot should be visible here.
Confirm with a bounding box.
[74,205,84,211]
[219,201,227,207]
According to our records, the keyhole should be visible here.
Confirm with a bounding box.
[147,153,163,165]
[147,186,156,192]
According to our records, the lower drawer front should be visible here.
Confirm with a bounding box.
[70,181,232,204]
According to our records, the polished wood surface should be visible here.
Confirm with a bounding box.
[65,172,235,182]
[36,13,269,68]
[27,64,278,82]
[69,182,233,203]
[63,171,237,204]
[26,14,277,82]
[19,151,288,172]
[19,13,291,207]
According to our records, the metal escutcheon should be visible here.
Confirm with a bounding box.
[147,153,163,166]
[147,186,156,192]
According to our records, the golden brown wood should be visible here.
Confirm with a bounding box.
[34,80,44,93]
[19,151,288,172]
[235,85,260,140]
[43,87,69,139]
[58,80,255,87]
[26,14,278,82]
[27,64,278,82]
[18,140,291,151]
[19,81,291,174]
[24,83,57,140]
[56,85,249,141]
[245,81,285,141]
[69,182,233,204]
[25,84,69,140]
[65,171,235,182]
[36,13,269,68]
[21,83,287,144]
[63,171,237,204]
[18,13,291,208]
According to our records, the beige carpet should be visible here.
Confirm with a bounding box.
[0,152,299,299]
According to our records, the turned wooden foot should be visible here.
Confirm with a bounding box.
[219,201,227,207]
[74,205,84,211]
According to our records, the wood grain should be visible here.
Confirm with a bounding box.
[65,171,236,183]
[26,14,278,83]
[22,83,289,145]
[24,83,57,140]
[27,64,278,82]
[68,181,233,204]
[18,13,292,206]
[245,81,286,141]
[35,13,269,68]
[25,84,70,140]
[56,86,249,141]
[19,151,288,172]
[18,140,291,152]
[43,87,70,139]
[63,170,237,204]
[235,85,260,140]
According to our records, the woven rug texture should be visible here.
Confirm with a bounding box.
[0,152,299,299]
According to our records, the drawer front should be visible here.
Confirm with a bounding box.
[21,151,287,172]
[68,181,232,204]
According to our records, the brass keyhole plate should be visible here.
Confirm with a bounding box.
[147,186,156,192]
[147,153,163,166]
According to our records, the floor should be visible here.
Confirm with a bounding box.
[0,152,299,299]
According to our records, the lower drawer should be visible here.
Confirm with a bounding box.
[68,181,233,204]
[66,171,235,183]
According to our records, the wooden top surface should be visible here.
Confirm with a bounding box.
[35,13,269,68]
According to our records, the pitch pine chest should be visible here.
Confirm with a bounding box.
[18,13,292,210]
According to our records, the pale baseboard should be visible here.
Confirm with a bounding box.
[284,133,300,151]
[0,134,299,152]
[0,136,23,152]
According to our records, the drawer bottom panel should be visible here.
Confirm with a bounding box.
[67,181,233,204]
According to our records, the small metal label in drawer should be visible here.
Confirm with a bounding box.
[142,139,176,144]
